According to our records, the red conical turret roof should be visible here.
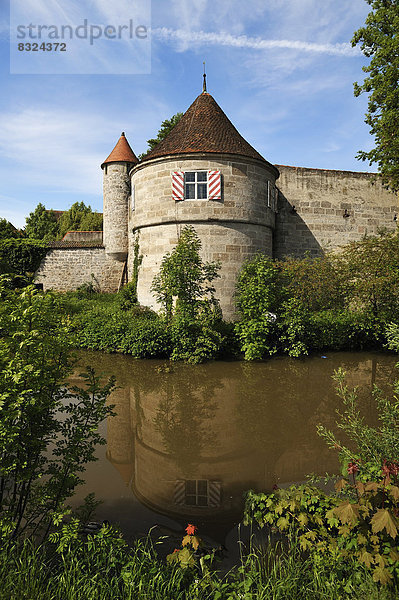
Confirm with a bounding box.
[101,132,138,168]
[142,92,273,167]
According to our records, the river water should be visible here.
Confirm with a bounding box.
[69,351,397,550]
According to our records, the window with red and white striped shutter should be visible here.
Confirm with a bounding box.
[208,170,221,200]
[172,171,184,201]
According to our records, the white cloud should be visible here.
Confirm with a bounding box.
[153,27,360,57]
[0,94,172,202]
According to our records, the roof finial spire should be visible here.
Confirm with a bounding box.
[203,61,207,93]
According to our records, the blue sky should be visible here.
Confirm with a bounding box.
[0,0,373,228]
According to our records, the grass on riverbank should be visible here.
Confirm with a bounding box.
[0,531,395,600]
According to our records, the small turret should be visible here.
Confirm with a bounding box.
[101,132,138,261]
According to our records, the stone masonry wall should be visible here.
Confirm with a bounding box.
[35,248,123,292]
[129,154,277,319]
[274,165,399,258]
[134,222,272,320]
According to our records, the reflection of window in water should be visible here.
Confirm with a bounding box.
[186,479,208,506]
[174,480,221,508]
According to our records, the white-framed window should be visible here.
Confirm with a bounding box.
[172,170,221,201]
[185,171,208,200]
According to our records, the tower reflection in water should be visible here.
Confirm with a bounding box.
[94,352,394,528]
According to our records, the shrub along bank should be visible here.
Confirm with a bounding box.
[59,230,399,363]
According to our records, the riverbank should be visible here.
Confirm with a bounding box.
[60,290,390,363]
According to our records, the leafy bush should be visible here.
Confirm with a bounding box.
[169,311,226,364]
[0,285,115,542]
[234,254,283,360]
[244,477,399,586]
[279,254,346,311]
[76,274,100,298]
[0,238,48,277]
[245,368,399,586]
[118,281,139,310]
[72,310,171,358]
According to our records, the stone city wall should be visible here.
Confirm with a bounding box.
[35,247,122,292]
[274,165,399,258]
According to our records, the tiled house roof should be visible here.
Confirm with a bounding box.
[142,92,270,164]
[101,132,138,168]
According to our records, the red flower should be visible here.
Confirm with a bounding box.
[347,461,359,475]
[173,548,180,553]
[185,524,197,536]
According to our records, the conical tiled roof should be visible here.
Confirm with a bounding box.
[101,132,138,168]
[142,92,268,164]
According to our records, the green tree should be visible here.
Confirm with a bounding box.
[25,203,59,241]
[339,230,399,319]
[234,254,286,360]
[138,112,183,160]
[352,0,399,191]
[0,285,115,541]
[0,219,20,240]
[58,202,102,238]
[151,225,220,320]
[0,239,48,279]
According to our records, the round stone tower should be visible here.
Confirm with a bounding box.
[129,90,279,319]
[101,132,138,261]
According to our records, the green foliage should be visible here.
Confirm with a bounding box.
[25,203,59,241]
[150,226,226,362]
[352,0,399,191]
[119,235,143,310]
[139,112,183,159]
[25,202,103,242]
[245,476,399,587]
[385,322,399,353]
[151,225,221,320]
[58,202,102,239]
[245,368,399,586]
[118,281,139,310]
[234,254,284,359]
[234,232,399,359]
[72,309,171,358]
[76,274,100,298]
[169,310,227,364]
[0,238,48,277]
[0,523,392,599]
[318,367,399,482]
[0,218,21,240]
[339,232,399,319]
[0,285,115,541]
[280,254,346,311]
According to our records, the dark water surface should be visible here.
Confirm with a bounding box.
[69,351,397,551]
